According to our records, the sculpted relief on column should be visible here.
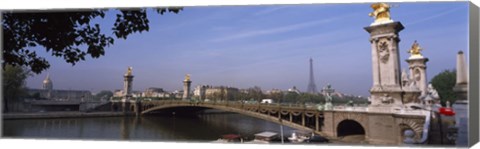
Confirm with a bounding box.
[378,40,390,63]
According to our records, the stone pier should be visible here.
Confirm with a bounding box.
[453,51,468,146]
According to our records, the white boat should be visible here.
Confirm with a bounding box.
[211,134,243,143]
[288,130,313,143]
[245,131,279,144]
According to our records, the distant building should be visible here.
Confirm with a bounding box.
[172,90,183,99]
[142,87,170,98]
[113,90,139,98]
[131,91,142,98]
[43,74,53,91]
[113,89,124,98]
[320,84,344,98]
[266,89,283,95]
[27,74,93,101]
[27,89,93,101]
[265,89,284,102]
[193,85,207,100]
[197,85,239,101]
[287,86,301,94]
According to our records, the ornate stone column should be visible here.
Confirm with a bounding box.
[123,67,134,100]
[402,41,427,105]
[405,41,429,94]
[182,74,192,100]
[453,51,468,100]
[123,67,134,113]
[452,50,468,146]
[364,21,405,108]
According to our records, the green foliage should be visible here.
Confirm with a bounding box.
[234,92,248,101]
[3,64,31,112]
[31,92,41,99]
[298,93,324,104]
[430,69,457,105]
[331,95,368,105]
[206,92,221,101]
[246,86,265,101]
[2,8,182,74]
[266,92,283,102]
[284,92,299,103]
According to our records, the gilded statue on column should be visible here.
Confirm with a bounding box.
[408,40,423,57]
[127,67,132,75]
[369,3,392,23]
[185,74,190,81]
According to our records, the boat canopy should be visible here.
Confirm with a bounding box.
[255,131,277,140]
[221,134,241,140]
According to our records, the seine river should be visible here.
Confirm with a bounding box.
[2,110,296,142]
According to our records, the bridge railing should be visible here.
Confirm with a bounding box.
[332,106,369,111]
[142,99,319,111]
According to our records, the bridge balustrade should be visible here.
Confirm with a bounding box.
[141,100,317,110]
[136,99,327,137]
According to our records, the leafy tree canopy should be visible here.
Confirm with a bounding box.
[2,8,182,74]
[246,86,265,101]
[284,91,299,103]
[430,69,457,105]
[3,64,31,112]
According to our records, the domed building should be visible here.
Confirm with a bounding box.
[42,74,53,90]
[27,74,93,101]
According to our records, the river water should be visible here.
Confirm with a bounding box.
[2,111,296,142]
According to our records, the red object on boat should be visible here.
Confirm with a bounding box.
[439,107,455,116]
[221,134,241,140]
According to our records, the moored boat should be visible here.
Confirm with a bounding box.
[244,131,279,144]
[288,130,312,143]
[211,134,244,143]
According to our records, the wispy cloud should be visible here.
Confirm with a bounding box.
[154,11,228,33]
[252,6,290,16]
[198,31,364,72]
[405,7,463,26]
[210,13,356,43]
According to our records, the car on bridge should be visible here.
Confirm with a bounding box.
[261,99,273,104]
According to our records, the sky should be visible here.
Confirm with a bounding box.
[25,2,469,97]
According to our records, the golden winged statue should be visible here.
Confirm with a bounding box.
[408,40,423,57]
[127,67,132,75]
[369,3,392,23]
[185,74,190,81]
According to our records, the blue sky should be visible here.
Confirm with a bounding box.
[25,2,469,96]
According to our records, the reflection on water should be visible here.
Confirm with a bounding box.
[3,111,295,142]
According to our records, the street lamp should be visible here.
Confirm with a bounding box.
[279,118,284,144]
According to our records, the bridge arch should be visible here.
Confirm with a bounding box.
[141,103,318,133]
[337,120,366,137]
[332,112,369,138]
[397,118,424,140]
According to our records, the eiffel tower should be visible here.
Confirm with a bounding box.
[307,58,318,94]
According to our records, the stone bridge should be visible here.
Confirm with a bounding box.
[111,100,427,145]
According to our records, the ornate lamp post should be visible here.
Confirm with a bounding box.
[322,84,335,110]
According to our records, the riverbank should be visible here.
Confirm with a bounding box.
[3,111,127,120]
